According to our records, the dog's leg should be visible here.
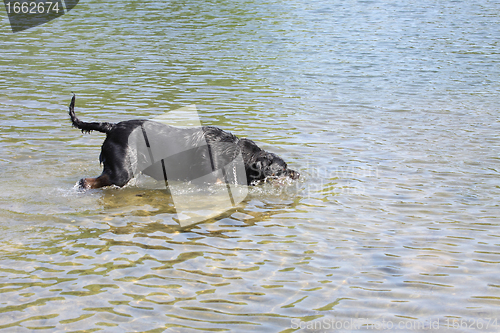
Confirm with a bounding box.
[78,174,112,189]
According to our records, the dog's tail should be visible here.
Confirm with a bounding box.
[69,94,114,134]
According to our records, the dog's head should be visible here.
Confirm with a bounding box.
[247,152,300,184]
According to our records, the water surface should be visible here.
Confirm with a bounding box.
[1,0,499,331]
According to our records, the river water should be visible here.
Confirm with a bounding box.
[1,0,499,331]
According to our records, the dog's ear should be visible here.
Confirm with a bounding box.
[249,154,271,179]
[255,154,272,169]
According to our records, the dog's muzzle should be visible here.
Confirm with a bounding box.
[288,169,300,180]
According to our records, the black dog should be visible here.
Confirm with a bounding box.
[69,95,299,189]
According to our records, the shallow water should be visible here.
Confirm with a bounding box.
[1,0,500,331]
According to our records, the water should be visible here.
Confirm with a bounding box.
[1,0,499,331]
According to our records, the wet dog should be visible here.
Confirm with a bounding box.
[68,95,299,189]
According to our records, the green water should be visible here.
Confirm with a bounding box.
[1,0,499,331]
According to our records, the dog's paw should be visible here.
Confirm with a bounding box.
[76,178,90,190]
